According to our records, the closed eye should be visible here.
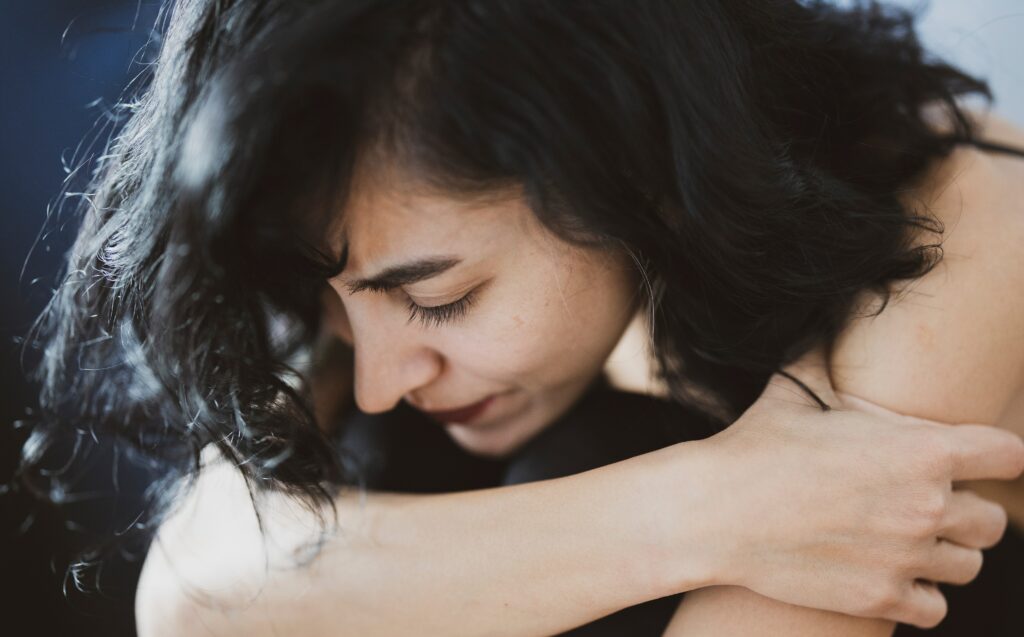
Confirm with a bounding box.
[405,289,478,328]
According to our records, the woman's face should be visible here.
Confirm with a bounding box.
[322,165,639,457]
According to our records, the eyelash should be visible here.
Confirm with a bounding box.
[405,290,477,328]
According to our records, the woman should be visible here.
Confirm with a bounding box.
[20,0,1024,635]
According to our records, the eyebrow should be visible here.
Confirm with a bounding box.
[344,257,462,293]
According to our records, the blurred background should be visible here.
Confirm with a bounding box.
[1,1,1022,635]
[2,3,162,634]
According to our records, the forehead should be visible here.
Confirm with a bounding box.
[335,165,536,274]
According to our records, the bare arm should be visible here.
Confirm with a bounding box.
[664,114,1024,637]
[665,587,894,637]
[136,440,717,637]
[136,367,1023,636]
[138,293,714,637]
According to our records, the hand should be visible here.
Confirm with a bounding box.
[694,346,1024,629]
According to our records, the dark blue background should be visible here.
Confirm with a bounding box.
[2,2,161,635]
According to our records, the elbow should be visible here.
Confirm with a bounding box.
[134,516,302,637]
[135,456,274,637]
[135,457,333,636]
[135,526,257,637]
[135,548,197,637]
[135,540,229,637]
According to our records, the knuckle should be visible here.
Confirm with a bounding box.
[917,434,955,474]
[921,491,948,524]
[866,583,902,617]
[906,493,947,538]
[883,546,919,578]
[845,578,882,616]
[899,548,924,576]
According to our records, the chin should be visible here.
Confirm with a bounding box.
[443,410,552,459]
[443,424,525,459]
[444,387,592,458]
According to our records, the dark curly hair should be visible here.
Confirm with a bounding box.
[18,0,991,584]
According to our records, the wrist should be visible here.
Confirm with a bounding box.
[624,438,730,597]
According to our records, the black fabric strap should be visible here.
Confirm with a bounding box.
[941,134,1024,158]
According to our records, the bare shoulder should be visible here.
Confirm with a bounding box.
[909,107,1024,232]
[829,107,1024,425]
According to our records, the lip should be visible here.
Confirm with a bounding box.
[420,395,496,425]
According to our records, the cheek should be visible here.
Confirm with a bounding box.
[439,264,635,387]
[437,305,558,384]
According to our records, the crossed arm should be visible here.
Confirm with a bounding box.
[664,126,1024,636]
[134,118,1024,637]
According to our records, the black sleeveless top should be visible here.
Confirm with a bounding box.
[948,136,1024,159]
[336,378,719,636]
[333,136,1024,636]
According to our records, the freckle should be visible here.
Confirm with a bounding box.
[513,315,524,327]
[916,323,934,348]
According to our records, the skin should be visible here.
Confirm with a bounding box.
[323,111,1024,636]
[320,159,640,458]
[132,118,1024,637]
[663,109,1024,635]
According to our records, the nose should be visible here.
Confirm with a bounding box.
[348,307,443,414]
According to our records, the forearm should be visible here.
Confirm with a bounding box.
[137,442,718,637]
[663,587,894,637]
[137,359,1024,636]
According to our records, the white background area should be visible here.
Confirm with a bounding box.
[883,0,1024,124]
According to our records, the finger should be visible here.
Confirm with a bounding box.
[917,540,984,586]
[891,580,947,629]
[940,490,1008,549]
[834,391,915,420]
[835,392,990,431]
[947,425,1024,481]
[827,398,1024,480]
